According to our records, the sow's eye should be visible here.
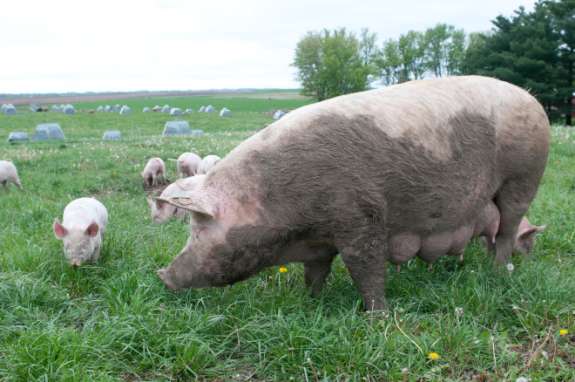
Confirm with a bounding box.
[190,213,217,239]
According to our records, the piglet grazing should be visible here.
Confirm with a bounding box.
[141,157,166,187]
[197,155,221,175]
[515,218,546,255]
[148,175,205,223]
[0,160,22,189]
[53,197,108,266]
[474,202,545,256]
[177,152,201,178]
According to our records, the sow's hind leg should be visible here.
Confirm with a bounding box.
[494,178,540,265]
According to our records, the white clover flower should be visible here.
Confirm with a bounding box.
[506,263,515,272]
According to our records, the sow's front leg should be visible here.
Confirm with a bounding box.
[280,240,337,297]
[304,257,335,297]
[337,234,388,311]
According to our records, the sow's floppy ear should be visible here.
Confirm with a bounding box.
[155,175,216,218]
[53,218,68,239]
[147,188,167,209]
[151,196,168,210]
[155,193,217,219]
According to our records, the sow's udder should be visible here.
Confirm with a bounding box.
[389,225,476,265]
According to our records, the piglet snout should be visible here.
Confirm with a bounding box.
[70,260,81,268]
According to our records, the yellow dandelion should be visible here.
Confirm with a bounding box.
[279,266,288,273]
[559,329,569,336]
[427,352,440,361]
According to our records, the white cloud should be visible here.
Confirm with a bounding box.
[0,0,535,93]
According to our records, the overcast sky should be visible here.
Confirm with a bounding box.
[0,0,536,94]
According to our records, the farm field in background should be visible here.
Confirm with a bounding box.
[0,92,574,381]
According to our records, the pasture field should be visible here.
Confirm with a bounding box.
[0,93,574,381]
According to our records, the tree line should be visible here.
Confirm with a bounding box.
[293,0,574,125]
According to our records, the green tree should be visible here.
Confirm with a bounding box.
[546,0,575,125]
[397,31,426,81]
[461,32,487,74]
[379,39,402,85]
[424,24,452,77]
[377,25,465,85]
[447,29,466,75]
[423,24,467,76]
[293,28,377,100]
[462,1,574,125]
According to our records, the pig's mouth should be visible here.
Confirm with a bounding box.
[157,268,181,290]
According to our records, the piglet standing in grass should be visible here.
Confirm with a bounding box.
[514,218,546,255]
[176,152,201,178]
[141,157,166,187]
[0,160,23,190]
[198,155,221,175]
[472,202,545,256]
[148,175,204,223]
[53,197,108,267]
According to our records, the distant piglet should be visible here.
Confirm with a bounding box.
[53,197,108,266]
[141,157,166,187]
[148,175,204,223]
[177,152,201,178]
[198,155,221,175]
[0,160,22,189]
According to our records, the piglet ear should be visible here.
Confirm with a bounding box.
[535,224,547,233]
[518,224,546,241]
[85,222,99,237]
[53,219,68,239]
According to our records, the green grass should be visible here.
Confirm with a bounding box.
[0,95,574,381]
[78,94,308,113]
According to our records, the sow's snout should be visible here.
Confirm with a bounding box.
[157,268,180,291]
